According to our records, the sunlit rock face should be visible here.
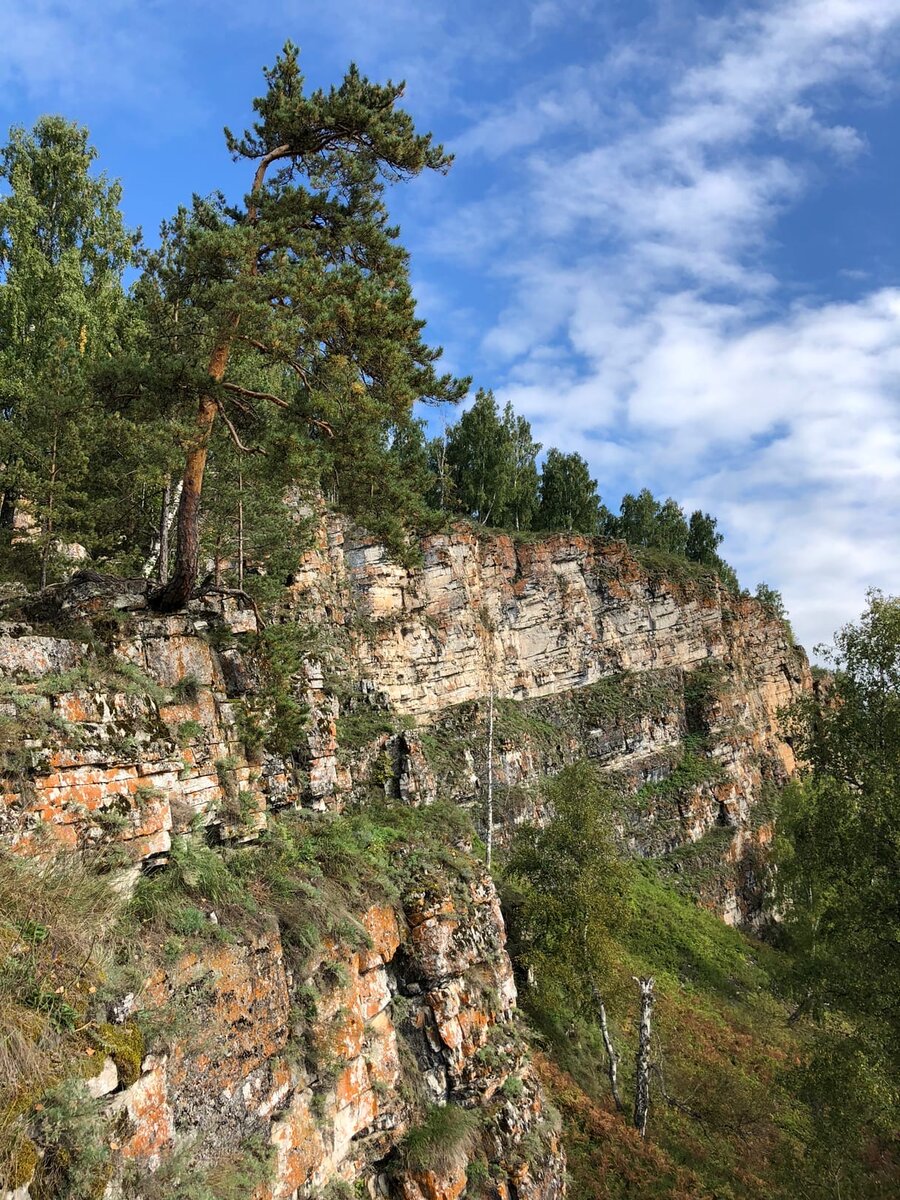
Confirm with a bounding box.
[0,521,809,1197]
[289,517,809,922]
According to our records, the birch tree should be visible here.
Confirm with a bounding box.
[0,117,138,580]
[632,975,655,1137]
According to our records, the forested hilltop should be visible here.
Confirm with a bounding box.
[0,45,897,1200]
[0,45,778,615]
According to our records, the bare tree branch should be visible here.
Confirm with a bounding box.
[215,400,267,456]
[221,381,289,408]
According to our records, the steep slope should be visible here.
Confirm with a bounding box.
[0,520,808,1198]
[290,518,809,921]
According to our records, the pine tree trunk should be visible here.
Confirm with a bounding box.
[149,344,228,611]
[633,976,655,1137]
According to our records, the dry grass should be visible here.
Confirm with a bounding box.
[0,849,121,1188]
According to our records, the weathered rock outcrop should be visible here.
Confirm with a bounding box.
[289,518,809,921]
[0,519,809,1197]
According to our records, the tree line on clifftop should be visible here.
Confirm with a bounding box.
[0,47,783,617]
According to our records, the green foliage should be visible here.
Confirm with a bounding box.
[0,116,140,584]
[685,510,723,565]
[445,389,538,527]
[538,448,605,534]
[121,1135,273,1200]
[401,1104,481,1176]
[236,622,313,758]
[28,1079,110,1200]
[503,763,628,1019]
[609,489,688,553]
[776,591,900,1154]
[754,582,790,624]
[226,799,474,971]
[604,491,739,592]
[335,708,396,751]
[632,737,726,812]
[147,42,467,588]
[631,544,736,596]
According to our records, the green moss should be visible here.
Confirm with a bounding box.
[91,1022,143,1088]
[4,1135,38,1188]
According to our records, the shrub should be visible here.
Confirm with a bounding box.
[170,674,201,704]
[401,1104,481,1176]
[28,1079,111,1200]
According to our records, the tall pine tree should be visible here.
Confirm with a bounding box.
[149,44,466,611]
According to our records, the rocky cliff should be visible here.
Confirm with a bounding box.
[0,519,808,1199]
[291,518,809,921]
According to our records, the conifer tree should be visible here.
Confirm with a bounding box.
[149,44,466,611]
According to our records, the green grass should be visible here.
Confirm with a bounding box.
[632,737,726,812]
[511,855,889,1200]
[401,1104,481,1176]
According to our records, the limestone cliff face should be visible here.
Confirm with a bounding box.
[289,518,809,923]
[0,581,564,1200]
[289,519,805,720]
[1,520,808,1197]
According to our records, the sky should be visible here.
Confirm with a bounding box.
[3,0,900,653]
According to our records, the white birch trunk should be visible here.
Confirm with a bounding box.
[633,975,655,1137]
[595,989,624,1113]
[142,478,183,580]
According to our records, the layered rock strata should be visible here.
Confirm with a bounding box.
[1,519,809,1196]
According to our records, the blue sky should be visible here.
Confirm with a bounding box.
[3,0,900,652]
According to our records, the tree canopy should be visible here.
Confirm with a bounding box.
[538,448,605,534]
[0,117,139,583]
[141,43,468,608]
[0,57,752,611]
[777,591,900,1155]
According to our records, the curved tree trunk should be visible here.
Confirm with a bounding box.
[146,145,289,614]
[593,986,624,1113]
[148,344,229,611]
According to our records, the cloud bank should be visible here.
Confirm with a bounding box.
[433,0,900,652]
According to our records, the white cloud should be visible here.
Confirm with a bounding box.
[439,1,900,651]
[0,0,189,117]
